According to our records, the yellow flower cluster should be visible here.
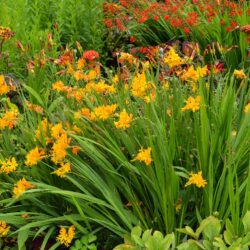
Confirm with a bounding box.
[25,147,45,167]
[185,171,207,188]
[52,162,71,178]
[0,221,10,237]
[51,133,70,164]
[181,96,201,112]
[13,178,35,198]
[132,147,152,166]
[131,72,152,99]
[181,65,208,82]
[93,104,118,120]
[0,109,19,130]
[0,157,18,174]
[164,48,184,68]
[0,75,10,95]
[57,225,75,247]
[233,69,246,79]
[114,109,133,130]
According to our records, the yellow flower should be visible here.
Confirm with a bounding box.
[77,58,85,70]
[185,171,207,188]
[0,75,10,95]
[51,123,66,140]
[52,162,71,178]
[131,72,150,98]
[93,104,118,120]
[57,225,75,247]
[244,103,250,113]
[0,157,18,174]
[132,147,152,166]
[181,65,199,82]
[0,221,10,237]
[52,81,65,92]
[114,109,133,130]
[13,178,35,198]
[51,134,70,164]
[94,81,116,94]
[164,48,184,68]
[234,69,246,79]
[181,96,201,112]
[0,109,19,130]
[73,71,85,81]
[25,147,45,166]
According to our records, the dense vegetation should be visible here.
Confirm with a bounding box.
[0,0,249,249]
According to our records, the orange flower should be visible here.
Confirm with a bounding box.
[233,69,246,79]
[0,109,19,130]
[181,96,201,112]
[185,171,207,188]
[0,75,10,95]
[13,178,35,198]
[57,225,75,247]
[25,147,45,166]
[0,221,10,237]
[52,162,71,178]
[51,134,70,164]
[93,104,118,120]
[114,109,133,130]
[132,147,152,166]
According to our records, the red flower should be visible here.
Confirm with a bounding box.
[183,27,190,34]
[130,36,136,43]
[164,15,170,21]
[82,50,99,61]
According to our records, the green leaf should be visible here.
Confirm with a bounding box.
[23,84,44,106]
[201,216,221,240]
[242,211,250,233]
[18,229,29,250]
[177,226,198,239]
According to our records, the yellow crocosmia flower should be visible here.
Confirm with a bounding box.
[181,65,199,82]
[0,75,10,95]
[119,52,137,65]
[181,96,201,112]
[0,157,18,174]
[0,109,19,130]
[112,74,119,84]
[185,171,207,188]
[52,81,65,92]
[132,147,152,166]
[114,109,133,130]
[13,178,35,198]
[77,58,85,70]
[196,65,208,77]
[131,72,150,98]
[57,225,75,247]
[52,162,71,178]
[25,147,45,167]
[0,221,10,237]
[51,134,70,164]
[73,71,85,81]
[234,69,246,79]
[164,47,184,68]
[244,103,250,113]
[94,81,116,94]
[51,123,66,140]
[93,104,118,121]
